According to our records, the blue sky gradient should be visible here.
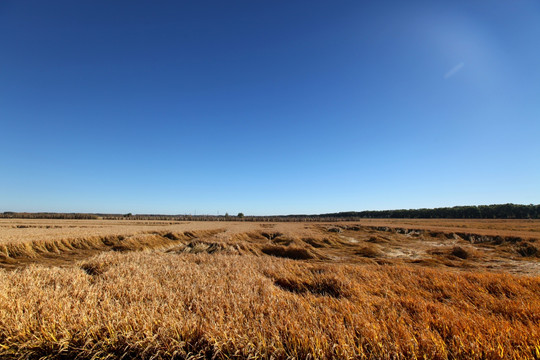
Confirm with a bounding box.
[1,1,539,215]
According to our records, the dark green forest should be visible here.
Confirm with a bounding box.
[317,204,540,219]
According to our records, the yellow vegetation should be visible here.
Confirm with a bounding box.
[0,220,538,359]
[0,253,538,359]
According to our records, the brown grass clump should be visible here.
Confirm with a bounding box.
[355,244,383,258]
[516,242,539,257]
[166,239,240,255]
[261,245,315,260]
[260,231,283,240]
[366,235,389,243]
[451,246,470,259]
[302,236,327,248]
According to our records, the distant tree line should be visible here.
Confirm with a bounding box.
[315,204,540,220]
[0,212,99,220]
[1,204,538,221]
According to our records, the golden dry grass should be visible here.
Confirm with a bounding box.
[0,219,539,359]
[350,218,540,238]
[1,253,539,359]
[0,219,228,245]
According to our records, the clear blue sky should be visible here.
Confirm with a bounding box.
[1,1,539,215]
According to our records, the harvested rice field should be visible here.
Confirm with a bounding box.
[0,219,539,359]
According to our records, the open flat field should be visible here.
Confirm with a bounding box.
[0,219,539,359]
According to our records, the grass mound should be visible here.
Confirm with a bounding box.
[516,242,539,257]
[451,246,470,259]
[167,240,239,255]
[355,245,383,258]
[261,245,314,260]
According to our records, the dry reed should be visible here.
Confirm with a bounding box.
[0,252,538,359]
